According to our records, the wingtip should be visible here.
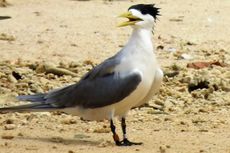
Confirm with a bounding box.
[16,93,46,102]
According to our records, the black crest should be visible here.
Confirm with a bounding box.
[128,4,160,19]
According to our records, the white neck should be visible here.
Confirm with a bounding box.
[123,28,154,55]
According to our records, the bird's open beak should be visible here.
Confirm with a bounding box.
[117,12,143,27]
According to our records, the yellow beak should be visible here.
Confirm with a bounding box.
[117,12,142,27]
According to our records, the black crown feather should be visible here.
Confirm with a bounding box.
[128,4,160,20]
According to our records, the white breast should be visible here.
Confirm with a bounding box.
[135,67,163,107]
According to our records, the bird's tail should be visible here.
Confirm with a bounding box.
[17,93,46,102]
[0,93,57,113]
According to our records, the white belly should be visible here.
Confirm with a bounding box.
[135,67,163,107]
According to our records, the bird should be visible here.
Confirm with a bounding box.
[0,4,162,146]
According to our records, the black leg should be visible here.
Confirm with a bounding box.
[110,119,121,146]
[121,117,127,138]
[120,117,143,146]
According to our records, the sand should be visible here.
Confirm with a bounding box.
[0,0,230,152]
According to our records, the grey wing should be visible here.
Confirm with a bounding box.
[46,72,141,108]
[18,57,142,109]
[81,55,120,80]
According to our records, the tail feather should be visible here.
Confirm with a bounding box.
[0,93,61,113]
[17,93,46,102]
[0,102,57,113]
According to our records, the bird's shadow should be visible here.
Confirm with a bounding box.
[16,135,107,146]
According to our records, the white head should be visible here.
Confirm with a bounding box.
[118,4,160,30]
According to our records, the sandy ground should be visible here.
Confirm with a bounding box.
[0,0,230,153]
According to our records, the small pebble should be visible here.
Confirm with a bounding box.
[52,145,57,149]
[8,74,17,83]
[199,129,208,132]
[4,124,16,130]
[159,146,166,153]
[166,145,171,148]
[167,47,176,52]
[1,134,14,139]
[61,118,77,124]
[4,119,14,124]
[93,127,110,133]
[50,136,64,143]
[25,146,38,150]
[18,132,23,136]
[98,140,113,147]
[180,53,193,60]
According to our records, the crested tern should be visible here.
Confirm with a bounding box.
[0,4,162,146]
